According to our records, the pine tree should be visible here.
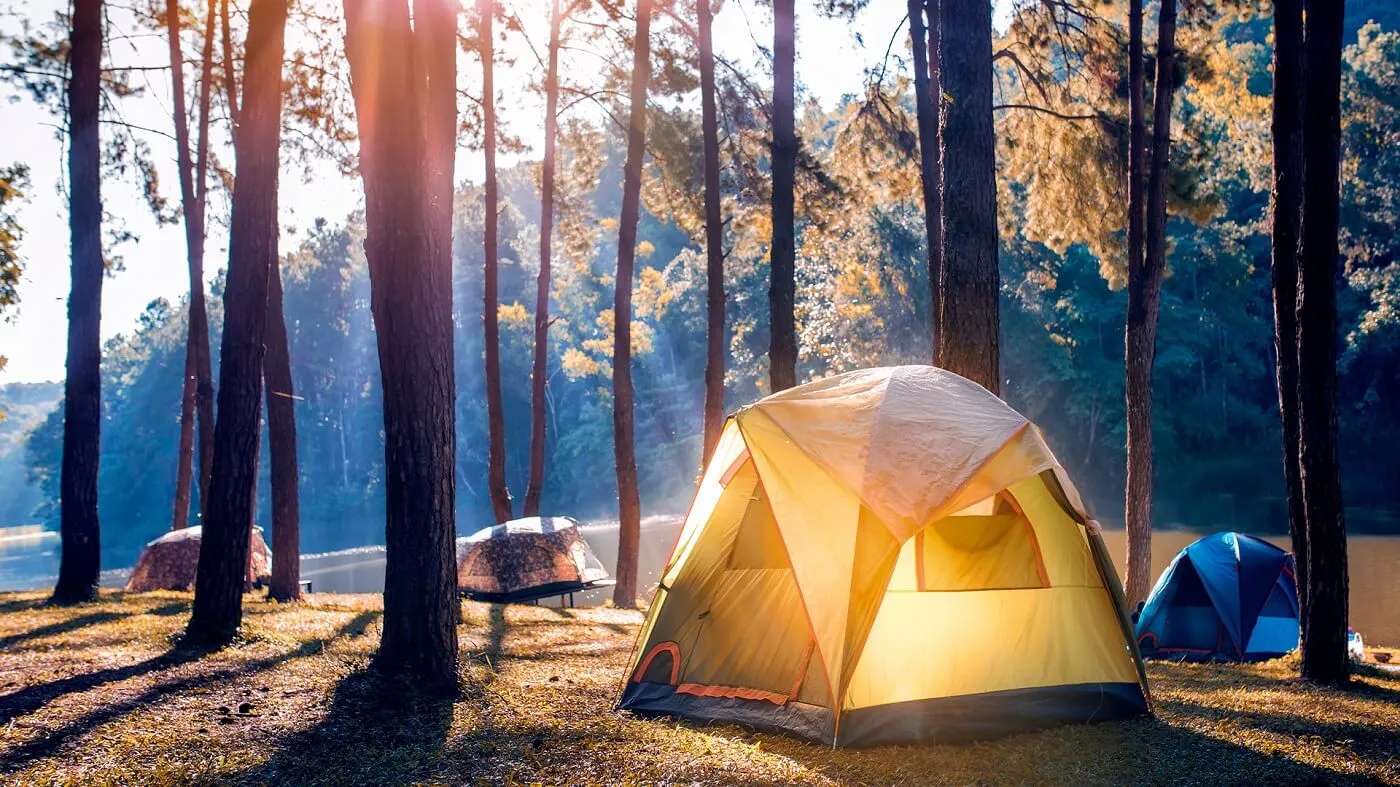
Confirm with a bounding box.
[1296,0,1349,687]
[936,0,998,394]
[342,0,460,689]
[768,0,797,392]
[612,0,653,609]
[187,0,289,644]
[698,0,725,461]
[51,0,105,606]
[481,0,513,523]
[1123,0,1177,605]
[1269,0,1307,619]
[264,259,300,602]
[523,0,565,517]
[908,0,943,358]
[167,0,218,531]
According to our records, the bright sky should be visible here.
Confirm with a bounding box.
[0,0,1010,385]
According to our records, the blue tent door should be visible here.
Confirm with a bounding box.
[1152,558,1230,656]
[1243,561,1300,657]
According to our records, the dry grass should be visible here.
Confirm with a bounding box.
[0,591,1396,786]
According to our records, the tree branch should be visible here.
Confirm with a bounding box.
[992,102,1101,122]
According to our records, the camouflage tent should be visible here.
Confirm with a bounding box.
[125,525,272,592]
[456,517,609,602]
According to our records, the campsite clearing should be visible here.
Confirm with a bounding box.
[0,591,1397,785]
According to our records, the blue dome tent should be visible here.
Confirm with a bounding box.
[1135,532,1299,662]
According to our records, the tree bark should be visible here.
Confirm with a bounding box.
[187,0,287,645]
[1122,0,1175,606]
[264,261,300,602]
[767,0,796,393]
[221,0,239,131]
[193,0,218,516]
[523,0,563,518]
[169,0,196,532]
[1297,0,1348,687]
[909,0,943,360]
[52,0,104,606]
[247,401,261,592]
[1126,0,1145,281]
[612,0,652,609]
[935,0,998,395]
[698,0,725,463]
[481,0,513,523]
[167,0,217,530]
[343,0,459,691]
[173,340,198,530]
[1122,0,1147,605]
[1270,0,1307,619]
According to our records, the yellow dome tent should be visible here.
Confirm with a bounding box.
[619,366,1151,746]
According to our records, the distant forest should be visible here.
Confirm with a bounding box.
[1,8,1397,570]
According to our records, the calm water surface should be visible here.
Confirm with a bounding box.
[46,514,1391,647]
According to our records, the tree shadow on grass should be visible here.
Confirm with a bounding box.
[144,601,190,617]
[1130,716,1372,785]
[0,601,186,652]
[227,667,454,785]
[0,596,51,615]
[0,646,206,728]
[463,604,509,674]
[1348,666,1400,698]
[1159,696,1400,770]
[691,715,1355,786]
[0,611,129,650]
[0,610,383,773]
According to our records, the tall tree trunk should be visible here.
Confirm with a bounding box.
[193,303,216,515]
[1270,0,1307,619]
[935,0,998,395]
[248,402,261,591]
[481,0,512,523]
[523,0,562,517]
[1122,0,1175,606]
[909,0,943,359]
[264,261,300,602]
[612,0,652,609]
[1121,0,1148,604]
[698,0,725,463]
[927,0,944,355]
[767,0,796,393]
[1297,0,1348,687]
[173,343,198,529]
[193,0,218,516]
[187,0,287,645]
[343,0,459,691]
[169,0,195,531]
[52,0,104,606]
[167,0,217,530]
[1125,0,1145,281]
[220,0,239,130]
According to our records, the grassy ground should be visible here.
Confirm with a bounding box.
[0,592,1396,786]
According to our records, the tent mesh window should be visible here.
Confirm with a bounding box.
[884,496,1050,593]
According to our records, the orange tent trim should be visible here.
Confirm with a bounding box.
[676,683,791,706]
[632,641,681,685]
